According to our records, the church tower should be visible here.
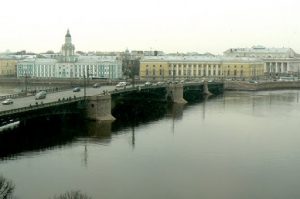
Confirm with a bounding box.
[61,29,76,62]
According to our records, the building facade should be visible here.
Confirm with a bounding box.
[0,59,17,76]
[140,56,264,81]
[17,30,122,79]
[224,45,300,77]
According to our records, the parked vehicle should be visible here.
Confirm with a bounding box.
[73,87,81,92]
[144,81,152,86]
[93,83,100,88]
[153,81,165,86]
[116,82,127,88]
[278,76,296,81]
[35,91,47,100]
[248,80,258,83]
[1,98,13,105]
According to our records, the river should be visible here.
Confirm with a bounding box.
[1,88,300,199]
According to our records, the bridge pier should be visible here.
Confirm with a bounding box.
[86,94,115,121]
[168,84,187,104]
[203,80,212,95]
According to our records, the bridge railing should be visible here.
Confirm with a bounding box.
[0,86,72,101]
[0,96,85,117]
[109,84,170,95]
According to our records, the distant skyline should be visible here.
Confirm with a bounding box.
[1,0,300,55]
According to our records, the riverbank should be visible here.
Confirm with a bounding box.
[0,77,142,87]
[0,77,110,86]
[224,80,300,91]
[2,77,300,91]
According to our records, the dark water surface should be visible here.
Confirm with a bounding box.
[1,90,300,199]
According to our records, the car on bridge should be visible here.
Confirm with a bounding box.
[144,81,152,86]
[116,82,128,88]
[73,87,81,92]
[93,83,101,88]
[248,80,258,83]
[35,91,47,100]
[1,98,13,105]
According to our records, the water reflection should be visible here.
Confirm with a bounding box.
[0,115,85,160]
[167,103,185,120]
[2,90,300,160]
[2,90,300,199]
[80,121,114,167]
[84,120,113,142]
[0,99,170,159]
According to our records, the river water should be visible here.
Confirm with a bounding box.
[1,88,300,199]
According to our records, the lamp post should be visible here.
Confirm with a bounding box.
[173,64,175,82]
[297,64,299,81]
[83,70,86,100]
[25,72,28,95]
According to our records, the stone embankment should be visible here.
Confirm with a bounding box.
[0,77,142,86]
[225,81,300,91]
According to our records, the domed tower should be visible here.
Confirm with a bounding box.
[61,29,76,62]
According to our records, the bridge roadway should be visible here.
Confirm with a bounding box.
[0,85,118,113]
[0,81,214,118]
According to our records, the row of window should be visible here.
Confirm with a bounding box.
[145,64,222,68]
[266,62,288,66]
[145,69,222,76]
[144,69,262,77]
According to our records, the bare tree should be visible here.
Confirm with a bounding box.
[0,175,15,199]
[53,190,91,199]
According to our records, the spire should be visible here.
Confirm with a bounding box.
[65,29,71,37]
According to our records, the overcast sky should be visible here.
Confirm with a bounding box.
[0,0,300,54]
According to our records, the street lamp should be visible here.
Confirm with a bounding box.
[297,64,299,81]
[173,64,175,82]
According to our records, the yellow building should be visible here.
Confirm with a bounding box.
[222,58,264,80]
[140,56,264,81]
[140,59,169,81]
[0,59,17,77]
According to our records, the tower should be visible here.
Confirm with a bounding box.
[61,29,75,62]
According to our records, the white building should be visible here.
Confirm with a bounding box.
[224,45,300,77]
[17,30,122,79]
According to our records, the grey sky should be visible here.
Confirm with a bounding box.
[0,0,299,54]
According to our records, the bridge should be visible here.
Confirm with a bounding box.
[0,81,224,126]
